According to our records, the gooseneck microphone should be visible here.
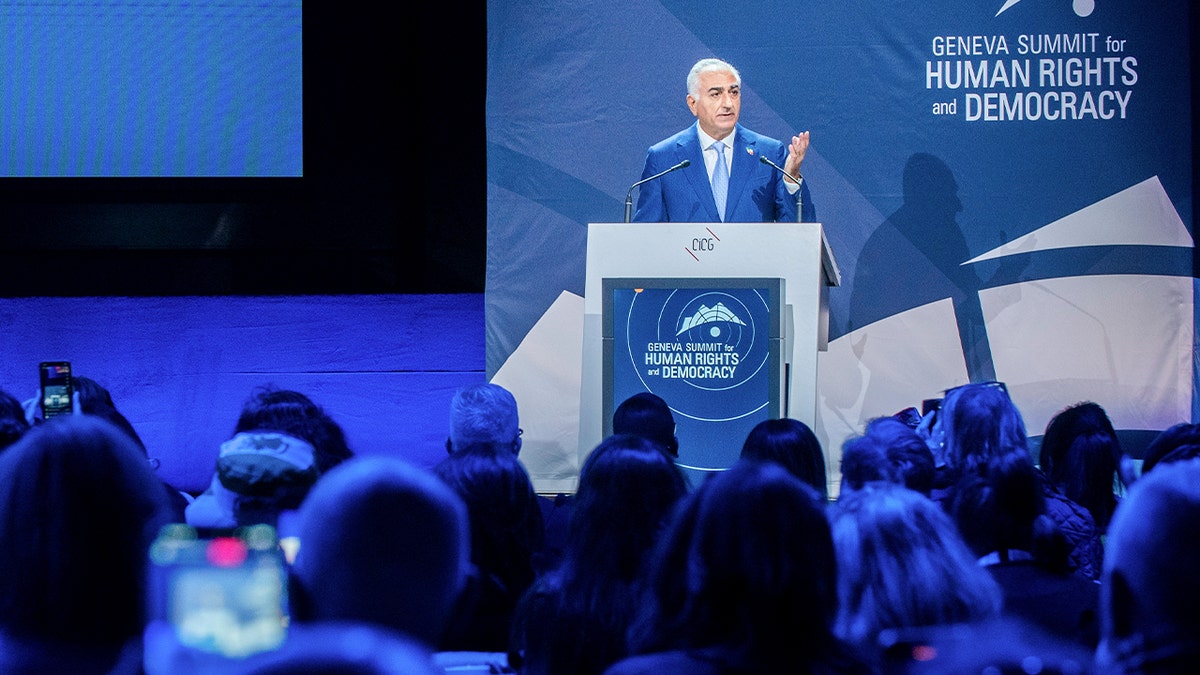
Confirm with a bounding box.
[758,155,804,223]
[624,159,691,222]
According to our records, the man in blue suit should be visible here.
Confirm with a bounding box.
[633,58,814,223]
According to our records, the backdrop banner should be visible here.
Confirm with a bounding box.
[486,0,1194,492]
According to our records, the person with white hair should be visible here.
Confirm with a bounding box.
[447,382,523,456]
[632,57,814,224]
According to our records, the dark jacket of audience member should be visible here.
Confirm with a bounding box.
[514,434,687,675]
[0,415,175,674]
[952,454,1100,649]
[1038,479,1104,582]
[608,461,869,675]
[739,417,828,499]
[434,446,545,653]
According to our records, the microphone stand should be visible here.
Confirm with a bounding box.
[759,153,839,288]
[623,159,691,222]
[758,155,803,222]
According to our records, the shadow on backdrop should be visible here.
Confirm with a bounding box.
[849,153,1029,384]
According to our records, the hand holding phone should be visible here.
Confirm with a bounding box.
[38,361,73,420]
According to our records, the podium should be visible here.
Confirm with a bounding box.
[580,222,840,478]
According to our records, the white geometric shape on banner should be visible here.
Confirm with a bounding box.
[981,274,1193,437]
[492,290,585,494]
[995,0,1023,16]
[966,176,1193,264]
[815,297,968,498]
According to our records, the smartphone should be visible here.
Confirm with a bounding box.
[39,361,73,419]
[146,523,289,661]
[921,398,942,416]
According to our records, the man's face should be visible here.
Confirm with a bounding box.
[687,70,740,140]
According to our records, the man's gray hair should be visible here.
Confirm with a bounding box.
[687,58,741,97]
[448,383,520,452]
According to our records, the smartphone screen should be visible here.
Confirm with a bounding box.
[39,361,72,419]
[146,524,289,661]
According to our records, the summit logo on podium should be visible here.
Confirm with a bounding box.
[676,302,747,337]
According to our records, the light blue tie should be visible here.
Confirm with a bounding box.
[710,140,729,221]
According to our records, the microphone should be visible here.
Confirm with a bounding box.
[624,159,691,222]
[758,155,804,223]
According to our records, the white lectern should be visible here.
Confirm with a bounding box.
[580,222,840,462]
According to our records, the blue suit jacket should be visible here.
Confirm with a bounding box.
[631,122,815,223]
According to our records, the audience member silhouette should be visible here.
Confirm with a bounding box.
[446,382,573,576]
[0,414,175,674]
[186,386,353,533]
[609,460,869,675]
[1138,422,1200,477]
[930,381,1103,581]
[1,367,1185,675]
[740,417,829,499]
[1039,401,1123,534]
[70,376,148,449]
[434,446,544,653]
[611,392,679,459]
[514,434,688,675]
[1096,458,1200,674]
[951,457,1100,649]
[10,374,188,519]
[840,416,937,497]
[0,388,30,451]
[447,382,523,456]
[827,480,1002,667]
[68,375,191,522]
[241,456,473,675]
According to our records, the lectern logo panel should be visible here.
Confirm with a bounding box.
[623,289,769,416]
[613,284,777,473]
